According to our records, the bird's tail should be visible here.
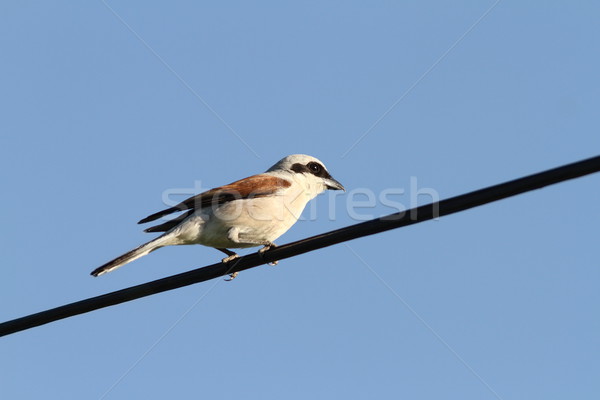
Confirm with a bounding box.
[91,234,172,277]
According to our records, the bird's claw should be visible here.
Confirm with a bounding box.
[224,271,239,281]
[222,253,240,281]
[221,254,240,263]
[222,244,278,281]
[258,243,279,266]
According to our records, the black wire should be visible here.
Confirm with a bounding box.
[1,155,599,337]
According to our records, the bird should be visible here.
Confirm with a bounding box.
[90,154,345,279]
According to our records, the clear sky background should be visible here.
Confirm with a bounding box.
[1,2,599,399]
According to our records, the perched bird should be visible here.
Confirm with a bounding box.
[91,154,344,278]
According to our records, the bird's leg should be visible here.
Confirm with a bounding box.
[226,227,280,268]
[218,248,240,281]
[218,248,239,263]
[258,242,278,266]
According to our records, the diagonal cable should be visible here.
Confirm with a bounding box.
[98,282,218,400]
[97,257,241,399]
[1,154,599,337]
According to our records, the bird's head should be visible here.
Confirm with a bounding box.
[267,154,345,197]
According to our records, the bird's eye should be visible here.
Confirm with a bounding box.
[307,162,322,174]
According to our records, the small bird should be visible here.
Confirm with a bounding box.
[91,154,344,278]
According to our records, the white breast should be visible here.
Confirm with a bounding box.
[173,183,313,249]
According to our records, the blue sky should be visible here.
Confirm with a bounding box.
[1,2,599,399]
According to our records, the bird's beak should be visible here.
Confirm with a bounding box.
[325,177,345,191]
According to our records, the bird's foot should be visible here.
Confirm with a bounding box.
[258,243,278,266]
[221,253,240,263]
[224,271,239,281]
[220,250,240,281]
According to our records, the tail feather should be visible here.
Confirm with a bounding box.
[91,235,170,277]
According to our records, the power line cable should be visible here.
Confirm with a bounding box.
[1,155,599,337]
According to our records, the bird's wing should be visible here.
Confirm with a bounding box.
[143,210,195,233]
[138,174,292,224]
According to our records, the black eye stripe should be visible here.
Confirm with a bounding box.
[291,162,331,179]
[307,162,321,173]
[290,163,309,174]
